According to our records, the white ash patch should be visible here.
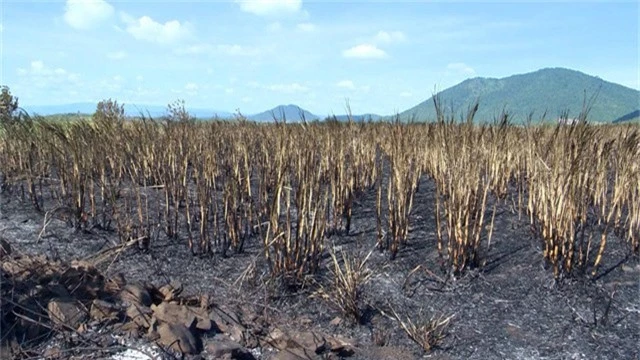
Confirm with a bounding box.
[110,335,163,360]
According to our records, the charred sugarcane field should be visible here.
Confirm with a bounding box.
[0,94,638,359]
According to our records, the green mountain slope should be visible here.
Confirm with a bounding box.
[613,110,640,123]
[399,68,640,123]
[326,114,383,122]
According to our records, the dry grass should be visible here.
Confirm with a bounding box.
[391,307,454,352]
[313,247,373,323]
[0,98,638,288]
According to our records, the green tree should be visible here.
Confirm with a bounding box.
[93,99,126,125]
[166,99,194,123]
[0,86,19,124]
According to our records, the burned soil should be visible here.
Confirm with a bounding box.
[1,174,638,360]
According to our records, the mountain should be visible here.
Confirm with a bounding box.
[22,102,233,119]
[326,113,383,122]
[399,68,640,123]
[23,103,98,116]
[248,105,319,122]
[613,110,640,123]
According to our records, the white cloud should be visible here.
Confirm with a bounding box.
[175,43,262,57]
[375,30,406,44]
[248,81,308,94]
[107,51,127,60]
[236,0,302,16]
[30,60,44,73]
[296,22,315,32]
[342,44,387,59]
[185,83,198,91]
[174,43,213,55]
[16,60,82,93]
[0,24,4,33]
[17,61,81,88]
[184,82,199,95]
[446,62,476,75]
[217,44,261,56]
[136,75,144,82]
[267,82,309,93]
[123,14,192,45]
[336,80,355,90]
[64,0,114,30]
[400,91,412,97]
[99,75,125,92]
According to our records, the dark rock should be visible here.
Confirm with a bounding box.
[205,335,255,359]
[158,280,183,302]
[61,261,104,300]
[267,328,327,354]
[291,331,327,354]
[90,299,121,322]
[119,320,142,338]
[120,284,152,307]
[47,283,71,299]
[272,348,316,360]
[327,335,357,356]
[151,302,212,331]
[209,305,243,334]
[105,272,126,293]
[156,322,200,354]
[126,304,152,328]
[47,298,87,329]
[329,316,343,326]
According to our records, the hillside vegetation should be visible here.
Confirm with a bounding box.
[614,110,640,123]
[16,68,638,125]
[400,68,639,123]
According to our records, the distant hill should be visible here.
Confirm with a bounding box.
[22,103,233,119]
[613,110,640,123]
[326,113,383,122]
[248,105,319,122]
[399,68,640,123]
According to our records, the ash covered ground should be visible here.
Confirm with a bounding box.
[1,176,638,360]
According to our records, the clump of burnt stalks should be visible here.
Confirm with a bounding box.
[313,247,373,323]
[0,88,637,287]
[425,97,497,275]
[520,91,639,279]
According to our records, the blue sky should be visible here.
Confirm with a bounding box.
[1,0,638,116]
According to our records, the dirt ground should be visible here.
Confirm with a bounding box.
[1,176,638,360]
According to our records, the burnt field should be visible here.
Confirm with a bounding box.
[1,100,639,360]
